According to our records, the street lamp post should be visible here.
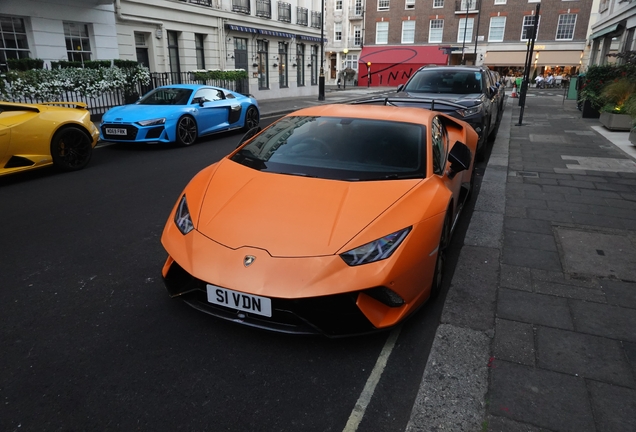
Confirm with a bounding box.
[318,0,325,101]
[342,48,348,90]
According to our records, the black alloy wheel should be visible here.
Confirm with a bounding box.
[429,213,451,300]
[176,116,198,146]
[50,126,93,171]
[243,106,260,131]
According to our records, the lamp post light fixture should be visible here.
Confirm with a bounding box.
[318,0,325,101]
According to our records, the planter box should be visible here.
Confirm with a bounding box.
[581,99,600,118]
[630,128,636,146]
[599,112,633,131]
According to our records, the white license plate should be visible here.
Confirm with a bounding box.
[206,285,272,317]
[105,128,127,136]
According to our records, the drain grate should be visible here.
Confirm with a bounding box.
[517,171,540,178]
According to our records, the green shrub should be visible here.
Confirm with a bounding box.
[7,58,45,71]
[191,69,248,82]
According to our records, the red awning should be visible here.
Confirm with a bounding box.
[359,46,448,66]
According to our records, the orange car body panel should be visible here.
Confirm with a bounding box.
[161,104,477,330]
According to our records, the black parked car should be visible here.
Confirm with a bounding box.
[394,65,502,159]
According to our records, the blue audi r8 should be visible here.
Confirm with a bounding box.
[100,84,259,146]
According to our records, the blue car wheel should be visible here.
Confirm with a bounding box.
[243,106,259,131]
[176,115,198,146]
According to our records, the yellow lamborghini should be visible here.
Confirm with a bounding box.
[0,101,100,177]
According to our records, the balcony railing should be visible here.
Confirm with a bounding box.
[455,0,478,13]
[278,2,291,23]
[179,0,221,7]
[311,11,322,28]
[348,37,363,47]
[256,0,271,18]
[297,7,308,26]
[349,5,363,18]
[232,0,250,14]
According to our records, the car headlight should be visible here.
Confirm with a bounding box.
[456,104,483,118]
[340,227,412,266]
[137,118,166,126]
[174,195,194,235]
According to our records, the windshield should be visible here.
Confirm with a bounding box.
[138,88,193,105]
[404,70,483,95]
[231,116,426,181]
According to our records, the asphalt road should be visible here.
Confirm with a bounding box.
[0,117,485,432]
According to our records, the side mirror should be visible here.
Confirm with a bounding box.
[448,140,472,179]
[237,126,262,148]
[397,84,405,92]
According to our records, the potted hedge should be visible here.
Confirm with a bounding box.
[598,77,635,131]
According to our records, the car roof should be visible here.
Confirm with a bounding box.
[418,65,487,73]
[284,104,435,125]
[156,84,212,90]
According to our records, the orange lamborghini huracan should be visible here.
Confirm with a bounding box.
[161,103,478,336]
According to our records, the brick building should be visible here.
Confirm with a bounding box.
[360,0,595,86]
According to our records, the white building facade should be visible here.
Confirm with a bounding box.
[115,0,326,100]
[0,0,119,69]
[324,0,364,86]
[587,0,636,67]
[1,0,327,100]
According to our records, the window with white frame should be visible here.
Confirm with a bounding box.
[64,22,92,61]
[521,15,539,40]
[460,0,477,10]
[345,54,358,70]
[494,0,506,4]
[335,0,342,10]
[488,16,505,42]
[0,15,30,68]
[406,0,415,9]
[556,14,576,40]
[402,20,415,43]
[378,0,390,11]
[433,0,444,7]
[457,17,474,43]
[376,21,389,44]
[334,22,342,41]
[429,19,443,43]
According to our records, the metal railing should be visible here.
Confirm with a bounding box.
[3,72,248,119]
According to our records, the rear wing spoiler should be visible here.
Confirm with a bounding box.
[351,97,466,112]
[39,101,89,110]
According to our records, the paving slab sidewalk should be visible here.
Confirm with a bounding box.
[406,90,636,432]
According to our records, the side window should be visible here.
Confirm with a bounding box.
[193,88,223,103]
[431,116,448,175]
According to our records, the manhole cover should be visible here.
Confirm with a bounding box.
[555,227,636,280]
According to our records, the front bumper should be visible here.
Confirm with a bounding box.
[100,123,170,143]
[163,258,378,337]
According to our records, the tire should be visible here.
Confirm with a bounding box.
[488,117,500,143]
[466,168,477,201]
[176,116,198,146]
[430,213,451,300]
[243,106,260,131]
[475,132,487,162]
[50,126,93,171]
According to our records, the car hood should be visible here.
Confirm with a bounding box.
[102,104,185,122]
[195,160,420,257]
[395,91,482,107]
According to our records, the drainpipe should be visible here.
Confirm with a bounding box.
[114,0,167,72]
